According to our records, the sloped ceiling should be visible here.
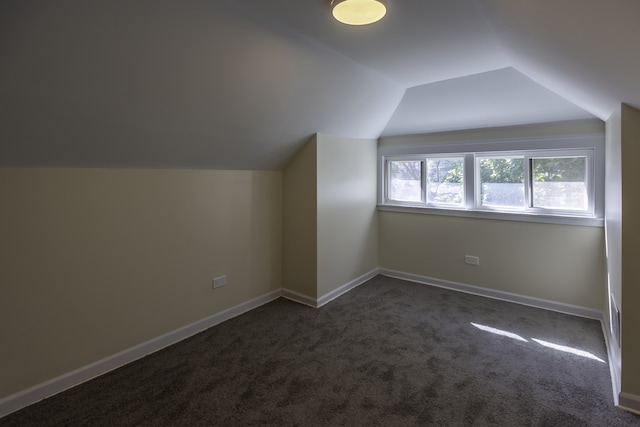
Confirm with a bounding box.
[0,0,638,170]
[382,67,595,136]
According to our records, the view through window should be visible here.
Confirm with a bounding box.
[383,148,595,220]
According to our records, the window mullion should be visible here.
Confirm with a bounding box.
[524,156,533,210]
[421,159,427,205]
[464,154,475,210]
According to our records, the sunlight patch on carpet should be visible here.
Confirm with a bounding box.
[470,322,606,363]
[532,338,606,363]
[470,322,528,342]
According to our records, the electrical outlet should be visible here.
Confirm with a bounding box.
[465,255,480,266]
[212,275,227,289]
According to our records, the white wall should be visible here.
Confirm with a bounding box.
[317,134,378,298]
[0,168,282,398]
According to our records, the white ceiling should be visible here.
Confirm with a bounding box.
[382,67,595,136]
[1,0,638,170]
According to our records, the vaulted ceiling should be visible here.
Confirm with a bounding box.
[1,0,638,170]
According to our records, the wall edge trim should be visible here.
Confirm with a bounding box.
[600,316,620,407]
[378,269,603,319]
[316,269,379,307]
[281,288,318,308]
[2,269,615,418]
[0,289,282,419]
[281,268,379,309]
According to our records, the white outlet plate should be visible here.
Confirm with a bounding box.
[213,275,227,289]
[465,255,480,266]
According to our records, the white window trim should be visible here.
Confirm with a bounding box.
[378,134,605,227]
[384,156,425,204]
[474,148,595,216]
[425,155,466,208]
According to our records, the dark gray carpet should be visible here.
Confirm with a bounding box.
[2,275,639,426]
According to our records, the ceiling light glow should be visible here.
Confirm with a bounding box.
[331,0,387,26]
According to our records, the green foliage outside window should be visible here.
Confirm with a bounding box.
[479,157,586,183]
[427,159,464,205]
[532,158,586,182]
[479,158,524,183]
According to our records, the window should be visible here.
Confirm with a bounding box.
[531,156,587,211]
[385,156,464,207]
[388,159,423,203]
[477,155,524,209]
[427,157,464,206]
[475,151,591,215]
[378,134,603,226]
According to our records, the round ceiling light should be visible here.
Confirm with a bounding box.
[331,0,387,26]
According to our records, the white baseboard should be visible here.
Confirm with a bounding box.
[282,268,379,308]
[619,392,640,415]
[1,270,619,419]
[0,289,281,419]
[380,269,631,410]
[281,288,318,308]
[600,316,621,407]
[316,269,379,307]
[1,269,379,419]
[379,269,603,320]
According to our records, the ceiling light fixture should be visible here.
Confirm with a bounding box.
[331,0,387,26]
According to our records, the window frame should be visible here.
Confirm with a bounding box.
[384,154,467,208]
[425,155,466,208]
[378,134,604,227]
[385,156,425,204]
[475,152,526,212]
[473,149,594,217]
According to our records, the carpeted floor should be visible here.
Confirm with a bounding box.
[2,275,639,426]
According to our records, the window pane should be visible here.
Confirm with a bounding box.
[532,157,587,210]
[388,160,422,202]
[427,158,464,205]
[478,157,525,208]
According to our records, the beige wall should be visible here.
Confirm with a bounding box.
[282,136,318,298]
[379,212,605,309]
[605,104,640,401]
[317,134,378,298]
[0,168,282,398]
[620,104,640,397]
[282,134,379,300]
[1,120,624,404]
[379,120,607,311]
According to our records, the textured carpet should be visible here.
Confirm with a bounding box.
[2,275,639,426]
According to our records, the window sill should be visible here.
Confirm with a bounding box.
[377,204,604,227]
